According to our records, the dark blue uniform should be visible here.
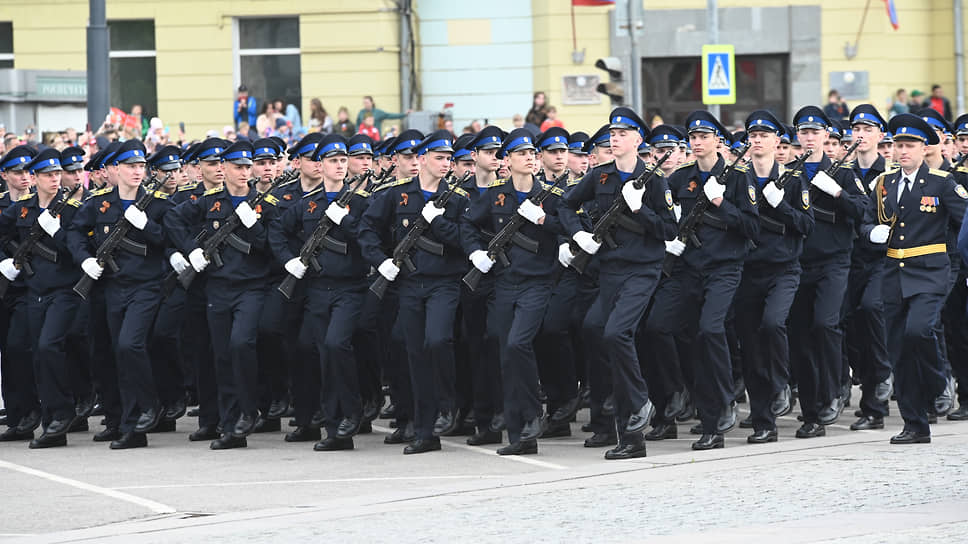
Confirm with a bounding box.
[874,163,967,436]
[67,185,174,435]
[560,159,678,444]
[462,176,565,445]
[359,176,469,443]
[735,162,813,433]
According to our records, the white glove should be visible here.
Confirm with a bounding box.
[421,202,445,224]
[621,181,647,212]
[81,257,103,280]
[763,182,785,208]
[0,258,19,281]
[285,257,307,279]
[665,239,686,256]
[38,210,61,237]
[811,171,841,197]
[516,199,546,224]
[558,243,574,267]
[573,231,601,255]
[235,201,258,228]
[123,206,148,230]
[325,202,349,225]
[869,224,890,244]
[469,250,493,273]
[169,252,190,274]
[378,258,400,281]
[188,247,209,272]
[703,176,725,201]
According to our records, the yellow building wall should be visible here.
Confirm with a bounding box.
[0,0,401,139]
[642,0,968,118]
[531,0,613,132]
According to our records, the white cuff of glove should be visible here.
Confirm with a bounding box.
[869,224,890,244]
[378,258,400,281]
[516,199,545,224]
[169,252,190,274]
[421,202,445,224]
[38,210,61,237]
[469,250,493,273]
[665,239,686,256]
[573,231,601,255]
[123,206,148,230]
[703,176,725,201]
[81,257,103,280]
[558,243,574,267]
[325,202,349,225]
[763,182,785,208]
[188,248,209,272]
[811,171,841,197]
[285,257,308,279]
[0,258,19,281]
[235,201,258,228]
[621,181,646,212]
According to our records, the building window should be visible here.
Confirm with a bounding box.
[234,17,301,134]
[0,22,13,68]
[108,20,157,119]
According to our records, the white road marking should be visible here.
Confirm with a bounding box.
[112,475,502,490]
[370,424,567,470]
[0,458,176,514]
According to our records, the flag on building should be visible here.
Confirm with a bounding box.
[883,0,899,30]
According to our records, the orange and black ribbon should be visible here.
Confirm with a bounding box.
[599,173,608,184]
[99,201,111,214]
[308,201,317,214]
[687,181,697,192]
[209,201,221,213]
[19,207,28,219]
[495,194,506,207]
[400,193,408,207]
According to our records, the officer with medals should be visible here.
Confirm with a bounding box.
[842,105,894,431]
[0,145,41,441]
[165,140,279,450]
[560,108,678,459]
[866,113,968,443]
[786,106,867,438]
[68,139,174,449]
[270,134,371,451]
[733,110,814,443]
[0,150,83,448]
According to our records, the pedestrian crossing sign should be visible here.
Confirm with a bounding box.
[701,44,736,105]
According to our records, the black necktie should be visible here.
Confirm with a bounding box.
[898,178,911,205]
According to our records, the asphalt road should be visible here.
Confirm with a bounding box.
[1,388,966,543]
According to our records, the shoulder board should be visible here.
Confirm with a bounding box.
[884,167,899,176]
[674,161,695,172]
[0,191,7,199]
[263,194,279,205]
[373,177,411,192]
[452,187,469,198]
[152,191,168,200]
[733,164,749,173]
[17,192,35,201]
[539,182,566,196]
[567,179,580,187]
[957,166,968,174]
[66,199,81,208]
[355,189,370,198]
[90,186,114,197]
[778,164,787,175]
[488,178,508,188]
[203,186,224,196]
[929,168,952,178]
[839,161,855,169]
[177,182,198,192]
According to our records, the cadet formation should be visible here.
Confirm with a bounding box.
[1,103,967,459]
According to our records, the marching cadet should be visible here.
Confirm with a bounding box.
[452,133,477,179]
[359,130,469,454]
[864,113,967,444]
[145,147,191,433]
[456,125,507,446]
[584,125,613,168]
[0,149,83,448]
[165,140,279,450]
[842,105,894,431]
[271,134,371,451]
[67,139,174,449]
[647,110,759,450]
[462,128,566,455]
[391,129,424,181]
[649,125,685,178]
[947,114,968,421]
[734,110,814,443]
[59,146,87,201]
[560,108,678,459]
[567,131,590,177]
[787,106,867,438]
[776,125,794,165]
[251,138,280,194]
[347,134,375,180]
[878,132,895,162]
[0,145,41,442]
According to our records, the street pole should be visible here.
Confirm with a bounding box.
[628,0,643,115]
[707,0,720,119]
[86,0,109,132]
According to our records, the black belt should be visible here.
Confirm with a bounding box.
[760,215,785,235]
[701,212,728,230]
[813,205,837,224]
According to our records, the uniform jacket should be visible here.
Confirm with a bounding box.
[747,161,814,265]
[788,153,867,261]
[0,192,83,294]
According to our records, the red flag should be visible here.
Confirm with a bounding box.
[572,0,615,5]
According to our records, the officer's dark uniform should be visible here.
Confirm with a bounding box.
[645,111,759,450]
[733,110,814,440]
[455,126,506,445]
[0,146,40,440]
[463,128,566,454]
[0,150,83,448]
[870,114,968,442]
[166,140,279,450]
[560,109,678,458]
[359,130,470,453]
[271,134,372,450]
[946,113,968,420]
[842,105,894,428]
[67,139,173,449]
[786,107,868,437]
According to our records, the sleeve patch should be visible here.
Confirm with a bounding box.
[665,189,674,209]
[955,185,968,199]
[747,184,757,204]
[801,189,810,209]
